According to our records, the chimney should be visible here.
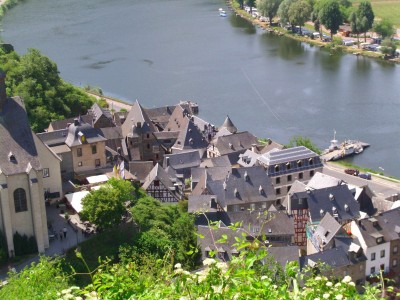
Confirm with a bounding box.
[0,69,7,112]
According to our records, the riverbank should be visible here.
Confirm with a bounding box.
[0,0,22,20]
[227,0,400,64]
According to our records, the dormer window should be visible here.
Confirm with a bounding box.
[78,131,86,143]
[309,158,314,165]
[244,171,249,181]
[286,162,291,170]
[274,165,280,172]
[8,152,16,163]
[329,194,334,201]
[234,188,239,197]
[297,160,302,167]
[376,237,383,244]
[332,206,337,214]
[320,209,324,217]
[344,204,349,212]
[259,185,264,195]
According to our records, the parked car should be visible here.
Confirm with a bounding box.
[345,169,359,176]
[358,173,371,180]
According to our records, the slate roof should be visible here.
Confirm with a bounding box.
[300,247,354,270]
[37,129,69,146]
[128,161,155,182]
[219,115,237,134]
[65,118,107,147]
[312,213,342,248]
[307,172,345,189]
[88,102,113,125]
[258,146,319,166]
[200,156,231,168]
[121,100,157,138]
[211,131,259,156]
[142,163,178,199]
[355,208,400,248]
[259,139,284,154]
[267,246,300,268]
[188,194,219,213]
[0,96,41,175]
[226,210,295,237]
[164,150,201,170]
[144,105,175,130]
[206,166,276,208]
[291,185,360,223]
[191,166,232,197]
[197,225,248,261]
[238,149,260,167]
[47,114,93,131]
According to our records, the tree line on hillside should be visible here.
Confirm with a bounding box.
[236,0,397,56]
[0,48,95,132]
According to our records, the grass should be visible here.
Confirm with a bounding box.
[351,0,400,27]
[330,160,400,181]
[62,224,137,287]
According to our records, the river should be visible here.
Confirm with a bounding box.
[1,0,400,176]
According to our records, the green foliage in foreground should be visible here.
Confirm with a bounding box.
[0,256,69,300]
[285,135,322,154]
[0,48,95,132]
[0,238,388,300]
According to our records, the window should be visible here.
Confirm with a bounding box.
[147,133,150,139]
[310,170,315,177]
[276,188,281,195]
[92,145,97,154]
[276,177,281,184]
[287,175,292,182]
[381,250,385,258]
[299,172,303,180]
[95,159,101,167]
[370,267,376,275]
[147,143,150,149]
[297,160,302,167]
[154,180,160,187]
[43,168,50,178]
[77,148,82,157]
[250,203,256,211]
[78,161,83,167]
[393,259,398,267]
[234,205,239,212]
[371,252,376,261]
[14,188,28,213]
[309,158,314,165]
[394,246,398,254]
[274,165,280,172]
[286,162,291,170]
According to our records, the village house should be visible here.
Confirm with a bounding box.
[0,71,55,256]
[257,146,323,198]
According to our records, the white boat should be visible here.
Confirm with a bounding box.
[320,131,369,161]
[219,10,227,17]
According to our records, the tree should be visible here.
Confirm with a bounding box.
[256,0,283,26]
[319,0,343,39]
[246,0,256,13]
[373,18,395,39]
[0,49,95,132]
[285,135,321,154]
[80,178,135,230]
[278,0,296,27]
[288,0,312,34]
[380,38,396,58]
[357,1,374,41]
[237,0,245,9]
[350,11,362,47]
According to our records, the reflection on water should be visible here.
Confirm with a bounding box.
[229,14,256,34]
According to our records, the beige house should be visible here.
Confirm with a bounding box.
[65,118,107,175]
[0,71,52,255]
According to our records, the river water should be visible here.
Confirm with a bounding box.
[1,0,400,176]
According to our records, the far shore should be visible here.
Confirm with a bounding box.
[227,1,400,64]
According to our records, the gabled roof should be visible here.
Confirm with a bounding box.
[37,129,69,147]
[219,115,237,134]
[47,114,93,131]
[200,156,232,168]
[128,161,155,182]
[211,131,259,156]
[164,150,201,170]
[238,149,260,167]
[206,166,276,208]
[258,146,319,166]
[301,247,353,270]
[88,103,114,126]
[65,118,107,147]
[226,210,295,237]
[144,105,175,130]
[121,100,157,137]
[267,246,300,268]
[259,139,284,154]
[0,96,41,175]
[313,213,342,247]
[142,163,177,196]
[291,185,360,223]
[307,172,345,190]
